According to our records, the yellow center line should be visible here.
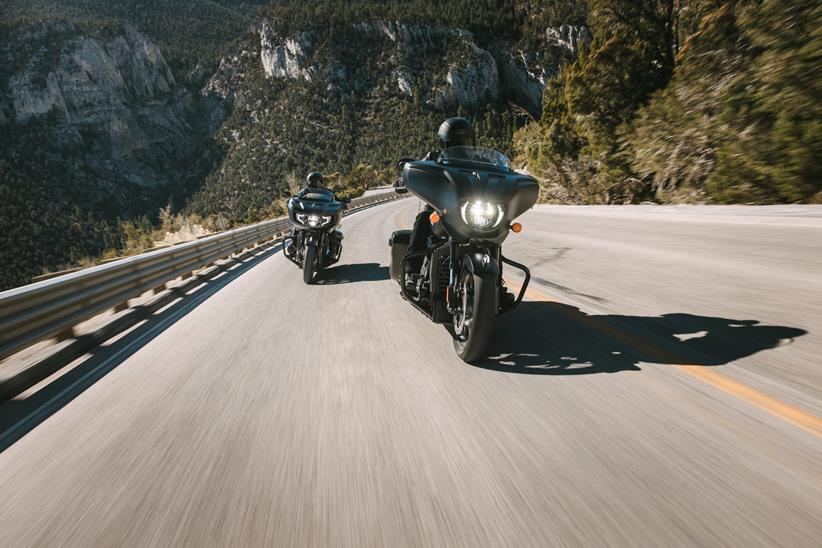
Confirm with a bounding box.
[505,278,822,437]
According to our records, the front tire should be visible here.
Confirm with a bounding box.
[303,243,316,284]
[452,269,496,363]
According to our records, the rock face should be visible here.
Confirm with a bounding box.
[546,24,592,57]
[0,21,202,189]
[260,22,313,81]
[494,25,591,117]
[253,20,583,113]
[446,46,499,110]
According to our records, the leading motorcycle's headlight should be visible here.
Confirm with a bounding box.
[460,201,505,230]
[295,213,331,227]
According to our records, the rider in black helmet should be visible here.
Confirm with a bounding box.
[306,171,325,189]
[408,117,476,268]
[437,116,476,150]
[301,171,336,199]
[421,117,476,162]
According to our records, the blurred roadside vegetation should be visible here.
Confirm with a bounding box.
[515,0,822,204]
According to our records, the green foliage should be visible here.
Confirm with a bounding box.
[517,0,822,204]
[0,158,122,289]
[708,0,822,203]
[627,0,741,202]
[322,164,394,199]
[521,0,677,203]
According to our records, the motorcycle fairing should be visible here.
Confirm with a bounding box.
[403,160,538,244]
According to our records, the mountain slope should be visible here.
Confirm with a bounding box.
[185,17,588,222]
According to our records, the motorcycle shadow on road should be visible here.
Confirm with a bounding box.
[479,301,807,375]
[314,263,389,285]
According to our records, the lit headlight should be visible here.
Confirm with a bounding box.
[295,213,331,227]
[460,201,504,229]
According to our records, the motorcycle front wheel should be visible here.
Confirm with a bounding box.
[303,243,317,284]
[451,269,496,363]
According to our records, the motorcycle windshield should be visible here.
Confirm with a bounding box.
[301,189,334,202]
[439,147,510,170]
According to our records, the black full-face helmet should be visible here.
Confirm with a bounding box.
[437,117,475,149]
[306,171,324,188]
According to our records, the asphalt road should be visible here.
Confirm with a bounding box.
[1,199,820,547]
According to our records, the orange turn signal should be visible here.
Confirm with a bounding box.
[510,222,522,233]
[429,211,441,224]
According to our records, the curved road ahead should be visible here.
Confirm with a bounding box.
[1,199,821,547]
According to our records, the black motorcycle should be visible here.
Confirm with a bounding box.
[390,147,538,362]
[284,187,350,284]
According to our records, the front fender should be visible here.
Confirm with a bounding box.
[460,252,500,315]
[303,233,319,246]
[462,251,499,277]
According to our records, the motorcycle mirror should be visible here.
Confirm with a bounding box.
[396,158,414,174]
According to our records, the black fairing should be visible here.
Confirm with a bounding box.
[403,160,538,244]
[287,195,343,229]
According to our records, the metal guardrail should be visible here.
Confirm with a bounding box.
[0,191,406,361]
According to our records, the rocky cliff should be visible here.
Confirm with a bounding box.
[0,21,203,192]
[253,20,588,116]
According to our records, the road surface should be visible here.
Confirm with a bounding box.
[1,200,820,547]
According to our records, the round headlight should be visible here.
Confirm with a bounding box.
[460,201,504,229]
